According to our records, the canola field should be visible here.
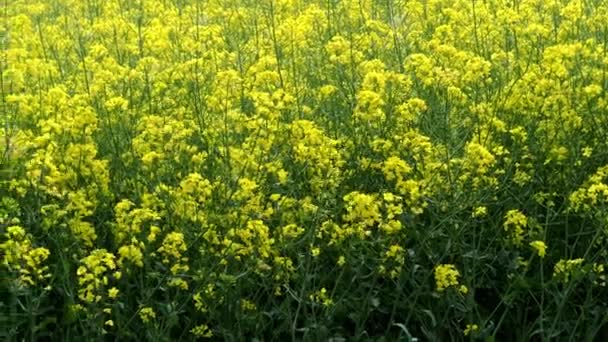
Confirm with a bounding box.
[1,0,608,340]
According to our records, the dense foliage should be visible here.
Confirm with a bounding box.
[1,0,608,340]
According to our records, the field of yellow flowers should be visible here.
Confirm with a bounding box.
[2,0,608,340]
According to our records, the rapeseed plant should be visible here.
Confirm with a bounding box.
[434,264,462,292]
[3,0,608,340]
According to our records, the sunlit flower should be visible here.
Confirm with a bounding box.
[530,241,547,258]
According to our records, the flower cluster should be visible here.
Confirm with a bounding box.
[434,264,465,293]
[1,226,51,287]
[77,249,119,303]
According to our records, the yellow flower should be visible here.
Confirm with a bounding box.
[386,245,403,259]
[139,307,156,323]
[77,249,116,303]
[191,324,213,338]
[459,285,469,295]
[582,147,593,158]
[529,241,547,258]
[503,209,528,246]
[465,142,495,174]
[472,206,487,218]
[310,287,333,307]
[108,287,119,299]
[240,299,257,312]
[147,225,161,243]
[158,232,188,261]
[343,191,382,227]
[118,244,144,268]
[434,264,461,292]
[276,169,289,184]
[464,324,479,336]
[0,226,51,287]
[553,258,585,283]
